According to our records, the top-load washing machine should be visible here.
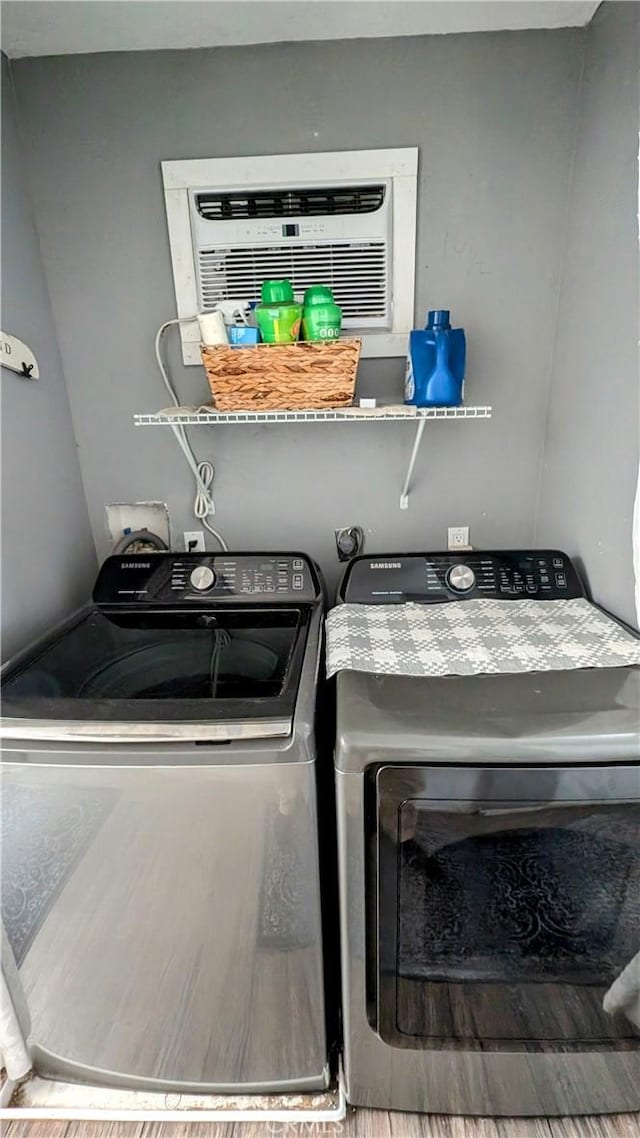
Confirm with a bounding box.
[329,549,640,1117]
[1,552,330,1094]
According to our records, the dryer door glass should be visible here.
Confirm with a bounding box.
[374,765,640,1051]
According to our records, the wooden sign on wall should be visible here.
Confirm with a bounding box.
[0,332,39,379]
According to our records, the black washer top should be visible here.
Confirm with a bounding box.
[1,553,324,732]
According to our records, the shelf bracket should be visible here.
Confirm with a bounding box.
[399,417,427,509]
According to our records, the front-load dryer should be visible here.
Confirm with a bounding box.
[331,549,640,1116]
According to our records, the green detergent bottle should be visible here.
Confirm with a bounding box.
[302,286,342,341]
[255,280,302,343]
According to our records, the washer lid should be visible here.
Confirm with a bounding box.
[335,666,640,771]
[1,605,311,742]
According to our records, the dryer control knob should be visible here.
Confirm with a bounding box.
[447,564,476,593]
[190,565,215,591]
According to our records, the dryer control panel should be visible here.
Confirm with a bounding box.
[339,550,584,604]
[94,552,321,607]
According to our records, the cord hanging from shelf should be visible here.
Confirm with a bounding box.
[154,319,228,550]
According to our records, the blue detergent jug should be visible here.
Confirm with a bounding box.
[404,310,466,407]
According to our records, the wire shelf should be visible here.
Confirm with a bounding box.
[134,405,492,426]
[133,403,492,510]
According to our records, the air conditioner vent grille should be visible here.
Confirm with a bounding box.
[196,185,386,221]
[198,242,388,321]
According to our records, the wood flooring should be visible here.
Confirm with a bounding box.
[2,1110,639,1138]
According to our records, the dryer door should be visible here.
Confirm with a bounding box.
[373,764,640,1051]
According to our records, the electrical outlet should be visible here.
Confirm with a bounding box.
[448,526,470,550]
[184,530,206,553]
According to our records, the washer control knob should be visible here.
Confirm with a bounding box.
[447,564,476,593]
[189,565,215,591]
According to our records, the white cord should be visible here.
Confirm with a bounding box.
[193,459,223,544]
[154,319,228,551]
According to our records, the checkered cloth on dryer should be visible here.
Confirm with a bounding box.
[325,597,640,678]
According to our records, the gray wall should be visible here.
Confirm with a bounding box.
[535,1,640,628]
[1,55,96,659]
[11,28,583,590]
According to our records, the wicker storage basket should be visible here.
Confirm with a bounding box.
[201,338,361,411]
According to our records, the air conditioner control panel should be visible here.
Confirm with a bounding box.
[339,550,584,604]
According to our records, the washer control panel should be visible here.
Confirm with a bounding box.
[94,553,320,606]
[340,550,584,604]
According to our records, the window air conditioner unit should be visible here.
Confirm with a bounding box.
[162,149,418,364]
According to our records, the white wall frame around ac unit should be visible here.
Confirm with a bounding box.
[162,148,418,364]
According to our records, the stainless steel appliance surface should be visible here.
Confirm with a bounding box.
[1,552,329,1093]
[334,550,640,1116]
